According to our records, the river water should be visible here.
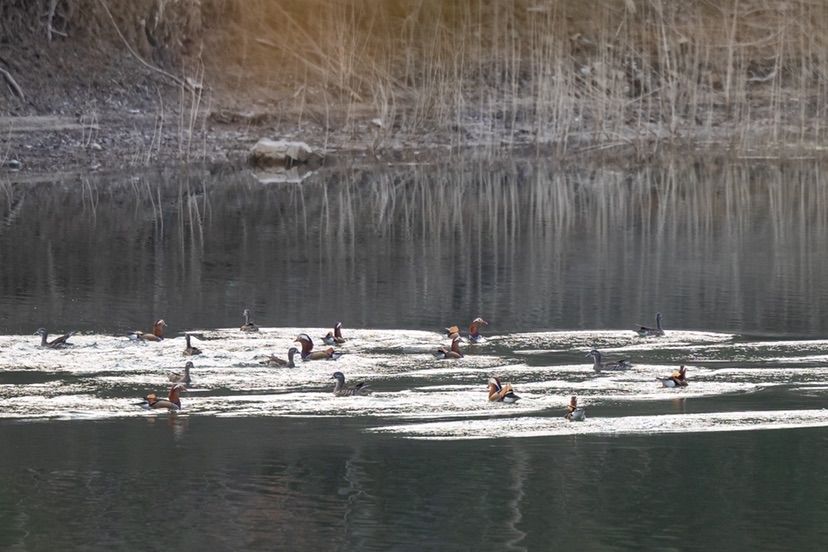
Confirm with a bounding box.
[0,158,827,550]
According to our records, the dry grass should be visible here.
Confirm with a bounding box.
[204,0,828,153]
[5,1,828,154]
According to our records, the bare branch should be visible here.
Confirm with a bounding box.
[0,67,25,101]
[93,0,193,91]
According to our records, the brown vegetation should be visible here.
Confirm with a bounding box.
[2,0,828,160]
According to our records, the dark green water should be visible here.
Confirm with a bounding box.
[1,157,828,550]
[2,419,827,551]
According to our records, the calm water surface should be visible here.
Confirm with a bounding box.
[1,157,827,550]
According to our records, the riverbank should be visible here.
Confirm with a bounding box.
[3,0,828,177]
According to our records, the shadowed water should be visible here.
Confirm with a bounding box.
[1,158,827,550]
[2,159,827,335]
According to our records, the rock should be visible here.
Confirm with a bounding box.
[249,139,319,167]
[5,159,21,170]
[90,142,103,151]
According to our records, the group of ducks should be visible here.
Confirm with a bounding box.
[33,311,686,419]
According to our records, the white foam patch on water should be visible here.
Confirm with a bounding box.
[500,330,734,353]
[655,339,828,362]
[370,409,828,440]
[0,377,759,421]
[0,329,823,424]
[0,388,562,421]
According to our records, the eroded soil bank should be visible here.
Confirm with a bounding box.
[3,1,828,177]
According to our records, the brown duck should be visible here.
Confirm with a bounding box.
[322,322,346,345]
[658,365,689,388]
[129,319,167,342]
[138,383,185,410]
[295,334,343,361]
[468,317,489,343]
[435,334,464,359]
[487,377,519,403]
[565,396,586,421]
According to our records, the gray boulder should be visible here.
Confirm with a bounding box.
[249,139,318,166]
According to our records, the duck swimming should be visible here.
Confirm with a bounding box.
[565,396,586,421]
[487,377,520,403]
[322,322,346,345]
[468,318,489,343]
[129,319,167,342]
[138,383,185,410]
[259,347,300,368]
[586,349,632,373]
[295,334,343,361]
[658,365,688,388]
[240,309,259,333]
[183,334,202,356]
[331,371,371,396]
[635,312,665,337]
[34,328,75,349]
[434,334,464,359]
[169,361,193,385]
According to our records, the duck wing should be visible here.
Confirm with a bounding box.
[49,331,76,348]
[353,382,371,395]
[502,391,520,403]
[261,355,288,367]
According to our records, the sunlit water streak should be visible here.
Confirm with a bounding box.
[1,329,825,435]
[371,409,828,440]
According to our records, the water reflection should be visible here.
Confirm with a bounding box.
[0,158,826,336]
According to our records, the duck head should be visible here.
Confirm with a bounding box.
[656,312,663,328]
[295,333,314,356]
[184,361,193,373]
[569,396,578,409]
[153,319,167,338]
[243,309,251,323]
[586,349,601,360]
[334,322,343,338]
[34,327,49,346]
[469,317,488,335]
[445,325,460,337]
[331,371,346,384]
[487,376,503,393]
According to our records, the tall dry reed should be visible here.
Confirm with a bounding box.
[205,0,828,152]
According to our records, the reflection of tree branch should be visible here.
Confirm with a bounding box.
[0,67,25,101]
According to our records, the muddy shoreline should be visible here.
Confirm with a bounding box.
[4,108,826,184]
[5,0,828,181]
